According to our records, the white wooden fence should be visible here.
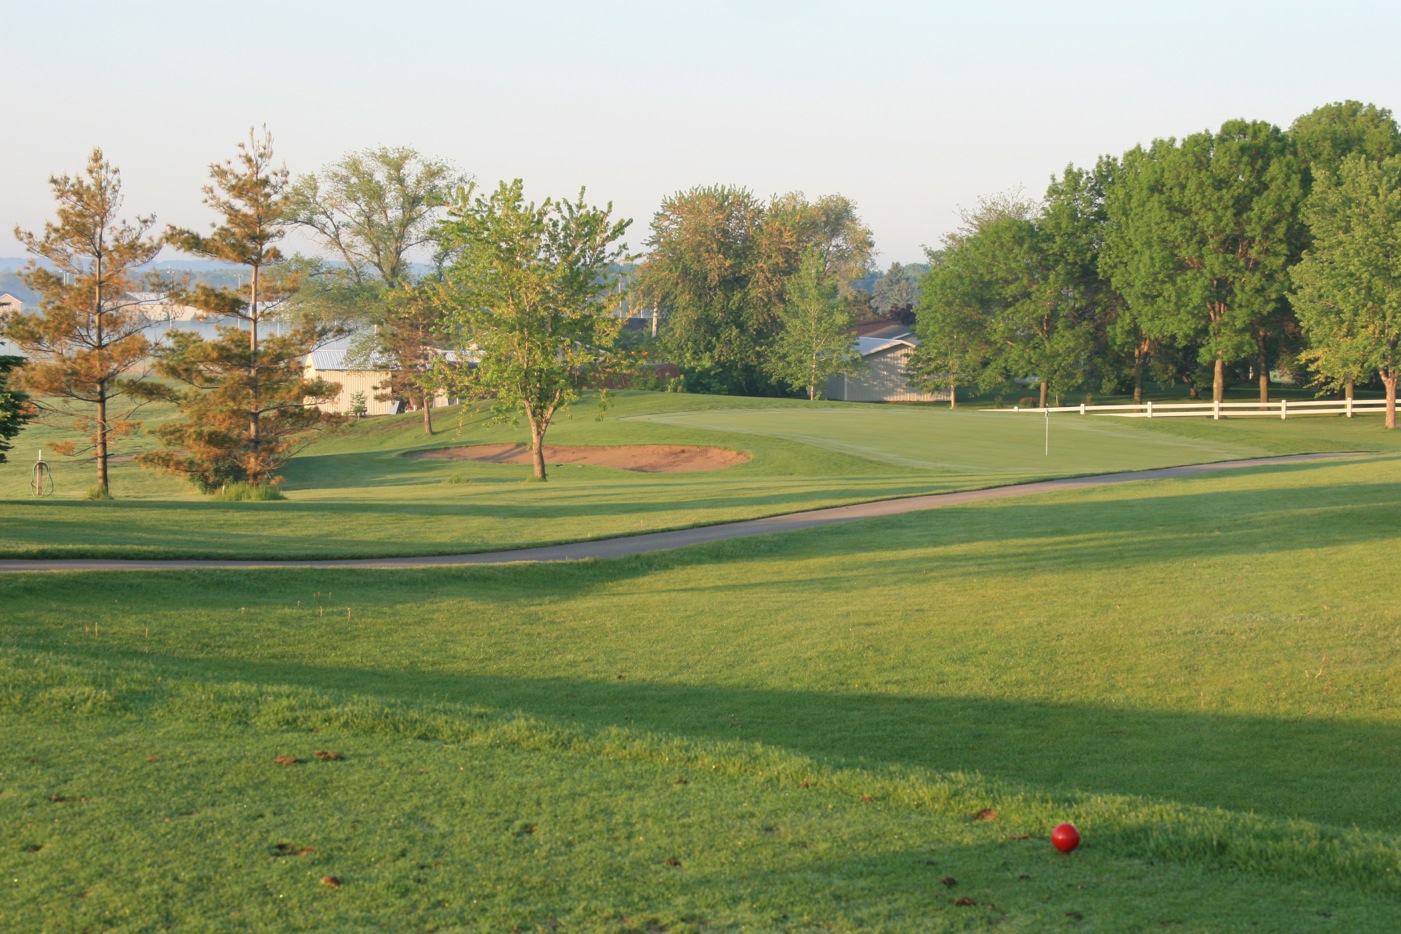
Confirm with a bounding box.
[986,398,1395,419]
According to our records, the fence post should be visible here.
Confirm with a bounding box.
[1347,396,1353,418]
[1213,399,1221,420]
[1280,398,1288,420]
[1080,402,1086,415]
[1146,400,1153,419]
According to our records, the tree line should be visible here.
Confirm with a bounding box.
[908,100,1401,428]
[6,100,1399,496]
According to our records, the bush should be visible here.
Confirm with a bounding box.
[210,482,286,502]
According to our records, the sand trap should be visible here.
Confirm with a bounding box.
[407,443,749,473]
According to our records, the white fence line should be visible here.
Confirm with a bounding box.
[984,398,1394,420]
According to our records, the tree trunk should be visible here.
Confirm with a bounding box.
[530,420,547,480]
[421,395,433,435]
[1038,381,1047,408]
[249,265,261,469]
[1257,340,1269,405]
[96,388,109,495]
[949,383,957,410]
[1345,378,1355,401]
[1384,371,1397,430]
[1133,348,1145,404]
[1213,355,1225,403]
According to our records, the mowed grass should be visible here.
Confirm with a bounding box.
[3,449,1401,929]
[2,389,1398,559]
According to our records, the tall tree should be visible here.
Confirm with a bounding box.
[144,129,341,490]
[638,186,872,395]
[0,355,34,463]
[434,180,632,480]
[1290,102,1401,399]
[1291,101,1401,188]
[765,248,863,400]
[286,147,466,433]
[6,150,160,496]
[1102,121,1305,402]
[285,146,467,288]
[1292,154,1401,428]
[638,185,766,394]
[910,249,991,408]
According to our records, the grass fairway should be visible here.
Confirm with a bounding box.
[1,390,1396,560]
[3,397,1401,930]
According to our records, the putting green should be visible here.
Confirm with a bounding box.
[630,406,1265,474]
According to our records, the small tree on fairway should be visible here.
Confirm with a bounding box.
[6,149,161,496]
[765,247,862,400]
[435,180,632,480]
[364,281,449,434]
[143,129,341,490]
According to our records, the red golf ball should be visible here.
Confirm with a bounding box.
[1051,823,1081,853]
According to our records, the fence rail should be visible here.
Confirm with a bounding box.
[985,398,1395,419]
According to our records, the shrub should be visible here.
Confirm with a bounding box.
[211,482,286,502]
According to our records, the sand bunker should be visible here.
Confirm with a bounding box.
[407,443,749,473]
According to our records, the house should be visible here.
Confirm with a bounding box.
[303,349,451,416]
[823,325,949,403]
[0,293,22,316]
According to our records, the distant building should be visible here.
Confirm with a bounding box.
[0,293,22,316]
[823,325,949,404]
[303,349,451,416]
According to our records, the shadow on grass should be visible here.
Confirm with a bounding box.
[21,625,1400,836]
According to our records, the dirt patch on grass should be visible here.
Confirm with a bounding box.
[407,443,749,473]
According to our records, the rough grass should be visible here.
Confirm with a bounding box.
[3,449,1400,929]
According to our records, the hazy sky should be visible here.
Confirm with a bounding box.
[6,1,1400,265]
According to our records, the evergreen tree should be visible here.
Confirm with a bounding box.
[142,129,340,491]
[6,149,160,496]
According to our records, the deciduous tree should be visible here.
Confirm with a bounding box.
[1292,154,1401,428]
[286,147,467,433]
[1102,121,1305,402]
[285,146,467,287]
[765,248,862,400]
[434,180,632,480]
[6,149,160,495]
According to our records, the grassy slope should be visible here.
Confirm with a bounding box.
[3,450,1400,929]
[2,390,1397,559]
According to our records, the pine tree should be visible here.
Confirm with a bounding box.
[142,129,340,490]
[6,150,160,496]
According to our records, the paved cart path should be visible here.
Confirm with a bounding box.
[0,453,1354,572]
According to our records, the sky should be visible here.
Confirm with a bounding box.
[5,0,1401,266]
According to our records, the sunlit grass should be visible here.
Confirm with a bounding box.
[3,452,1400,928]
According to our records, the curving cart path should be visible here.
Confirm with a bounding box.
[0,453,1354,573]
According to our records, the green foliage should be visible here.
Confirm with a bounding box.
[284,146,466,288]
[0,355,33,463]
[5,149,161,495]
[1291,100,1401,188]
[83,483,112,501]
[209,481,287,501]
[434,180,633,480]
[765,248,863,400]
[1102,120,1306,402]
[1292,154,1401,427]
[638,186,874,396]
